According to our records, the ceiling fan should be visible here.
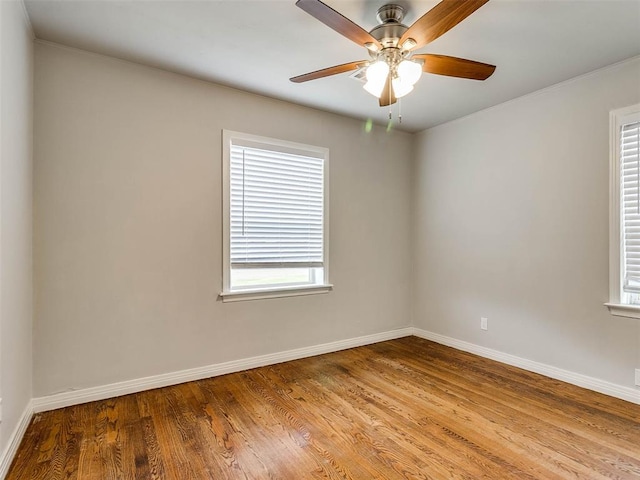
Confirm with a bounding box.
[291,0,496,107]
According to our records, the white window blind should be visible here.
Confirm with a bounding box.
[621,120,640,293]
[230,144,325,269]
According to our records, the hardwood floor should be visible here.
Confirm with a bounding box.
[7,336,640,479]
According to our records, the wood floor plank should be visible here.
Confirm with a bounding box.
[7,337,640,479]
[260,363,476,479]
[238,369,382,479]
[211,372,324,479]
[385,339,640,477]
[145,387,200,480]
[347,347,631,478]
[301,355,549,479]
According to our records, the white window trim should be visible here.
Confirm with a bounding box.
[606,103,640,319]
[219,283,333,303]
[220,130,332,302]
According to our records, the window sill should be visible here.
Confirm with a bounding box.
[604,303,640,319]
[219,284,333,303]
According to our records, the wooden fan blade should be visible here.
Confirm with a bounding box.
[296,0,381,48]
[379,75,397,107]
[413,54,496,80]
[290,61,367,83]
[399,0,489,50]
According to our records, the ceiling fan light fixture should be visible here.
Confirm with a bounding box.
[363,60,389,98]
[292,0,496,108]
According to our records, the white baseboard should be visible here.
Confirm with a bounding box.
[0,401,34,480]
[412,328,640,405]
[29,325,640,414]
[32,327,414,413]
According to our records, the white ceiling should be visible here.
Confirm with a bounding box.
[24,0,640,132]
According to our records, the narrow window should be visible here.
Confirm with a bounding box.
[607,104,640,318]
[221,131,331,302]
[620,117,640,299]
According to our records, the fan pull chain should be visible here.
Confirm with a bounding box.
[398,97,402,124]
[389,75,393,120]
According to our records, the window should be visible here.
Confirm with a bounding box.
[220,130,331,302]
[607,104,640,318]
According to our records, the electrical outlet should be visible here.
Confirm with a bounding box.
[480,317,488,331]
[635,369,640,387]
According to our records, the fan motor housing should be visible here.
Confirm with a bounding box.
[369,4,408,48]
[376,4,405,24]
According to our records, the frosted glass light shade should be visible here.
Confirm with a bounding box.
[397,60,422,86]
[392,77,414,98]
[367,60,389,83]
[363,60,389,98]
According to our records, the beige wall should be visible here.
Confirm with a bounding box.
[33,43,413,397]
[0,0,33,453]
[413,58,640,389]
